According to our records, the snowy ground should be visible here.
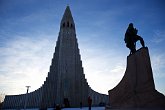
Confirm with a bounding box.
[62,107,104,110]
[46,107,105,110]
[4,107,105,110]
[4,107,165,110]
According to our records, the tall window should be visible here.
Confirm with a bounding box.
[67,21,69,27]
[63,23,65,27]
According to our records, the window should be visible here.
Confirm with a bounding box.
[67,21,69,27]
[63,23,65,27]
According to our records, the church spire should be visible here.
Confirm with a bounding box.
[60,6,75,30]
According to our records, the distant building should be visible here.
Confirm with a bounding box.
[3,6,108,109]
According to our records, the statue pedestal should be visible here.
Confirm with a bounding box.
[108,47,165,108]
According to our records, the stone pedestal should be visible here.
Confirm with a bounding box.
[108,47,165,108]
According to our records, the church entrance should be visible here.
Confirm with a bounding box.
[63,98,70,107]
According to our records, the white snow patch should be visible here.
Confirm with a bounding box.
[4,107,105,110]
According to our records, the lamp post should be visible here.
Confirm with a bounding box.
[24,86,30,110]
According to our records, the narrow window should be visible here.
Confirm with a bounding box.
[67,21,69,27]
[71,24,73,28]
[63,23,65,27]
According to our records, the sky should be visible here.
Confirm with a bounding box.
[0,0,165,97]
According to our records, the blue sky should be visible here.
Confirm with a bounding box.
[0,0,165,96]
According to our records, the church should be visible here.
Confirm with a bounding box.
[2,6,108,109]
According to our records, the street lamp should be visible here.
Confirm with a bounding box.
[24,86,30,110]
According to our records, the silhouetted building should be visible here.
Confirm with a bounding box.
[2,6,108,109]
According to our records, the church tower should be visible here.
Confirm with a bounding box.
[40,6,89,108]
[2,6,108,109]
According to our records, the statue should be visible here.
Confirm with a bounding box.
[124,23,145,54]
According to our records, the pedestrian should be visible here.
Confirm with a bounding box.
[88,96,92,110]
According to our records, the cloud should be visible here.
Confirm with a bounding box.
[151,30,165,44]
[0,32,128,95]
[79,43,126,94]
[150,53,165,78]
[0,35,55,95]
[1,2,164,95]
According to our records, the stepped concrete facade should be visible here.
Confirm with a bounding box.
[3,6,108,109]
[108,47,165,109]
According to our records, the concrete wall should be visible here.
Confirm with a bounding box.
[89,88,109,106]
[3,87,43,109]
[108,47,165,108]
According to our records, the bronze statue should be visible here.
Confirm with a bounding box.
[124,23,145,54]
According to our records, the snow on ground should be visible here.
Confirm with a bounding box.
[62,107,105,110]
[4,107,105,110]
[48,107,105,110]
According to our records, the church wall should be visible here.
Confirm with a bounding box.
[3,87,44,109]
[89,88,109,106]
